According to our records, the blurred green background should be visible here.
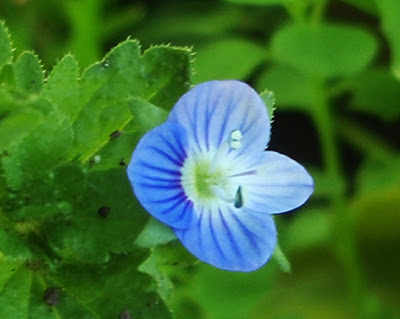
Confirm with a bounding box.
[1,0,399,318]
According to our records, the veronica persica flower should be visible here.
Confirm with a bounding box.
[127,80,313,272]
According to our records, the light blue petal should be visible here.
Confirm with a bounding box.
[174,206,277,272]
[127,122,199,229]
[230,151,314,214]
[167,80,270,157]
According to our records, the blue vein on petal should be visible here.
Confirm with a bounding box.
[159,195,187,215]
[148,146,183,166]
[151,192,186,204]
[138,161,181,176]
[169,200,191,223]
[231,212,263,255]
[209,209,228,263]
[218,208,243,261]
[158,132,187,160]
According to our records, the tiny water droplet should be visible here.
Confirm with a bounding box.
[102,60,110,67]
[229,129,242,149]
[93,155,101,164]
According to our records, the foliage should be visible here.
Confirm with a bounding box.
[0,0,400,318]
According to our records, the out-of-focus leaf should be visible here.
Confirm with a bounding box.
[356,156,400,196]
[193,38,266,83]
[338,0,377,14]
[271,23,377,78]
[0,21,12,70]
[283,208,332,252]
[350,68,400,121]
[257,64,315,112]
[375,0,400,78]
[224,0,284,5]
[14,52,44,94]
[45,168,147,264]
[180,261,276,319]
[42,54,82,122]
[136,218,176,248]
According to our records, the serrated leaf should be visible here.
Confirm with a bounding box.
[375,0,400,78]
[271,23,377,78]
[14,52,44,94]
[193,38,266,83]
[350,68,400,121]
[0,21,12,70]
[2,99,73,190]
[42,55,82,121]
[50,253,173,318]
[259,88,276,122]
[45,167,147,264]
[74,40,190,161]
[136,218,177,248]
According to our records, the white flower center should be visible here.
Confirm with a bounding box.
[181,130,243,208]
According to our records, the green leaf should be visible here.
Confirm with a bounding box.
[375,0,400,78]
[350,68,400,121]
[2,99,73,191]
[193,38,266,83]
[90,98,168,171]
[257,64,315,112]
[50,253,173,318]
[356,156,400,196]
[45,167,148,264]
[0,222,32,261]
[0,108,42,153]
[259,88,276,122]
[271,23,377,78]
[136,218,177,248]
[14,52,44,94]
[139,251,174,302]
[0,21,12,70]
[73,40,190,161]
[42,54,82,121]
[338,0,377,14]
[224,0,291,5]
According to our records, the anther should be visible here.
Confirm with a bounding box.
[234,186,243,208]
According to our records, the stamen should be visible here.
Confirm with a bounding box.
[229,129,242,149]
[234,186,243,208]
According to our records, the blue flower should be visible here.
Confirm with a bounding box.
[127,80,313,272]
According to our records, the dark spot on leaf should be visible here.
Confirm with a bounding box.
[11,268,15,271]
[43,287,59,306]
[97,206,110,218]
[110,130,122,140]
[119,310,132,319]
[119,158,126,166]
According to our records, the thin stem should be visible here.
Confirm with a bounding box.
[311,79,364,317]
[310,0,328,26]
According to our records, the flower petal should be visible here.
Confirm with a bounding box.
[174,206,277,272]
[127,122,198,229]
[230,151,314,214]
[167,80,271,157]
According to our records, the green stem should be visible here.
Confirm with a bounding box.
[64,0,103,68]
[311,80,364,317]
[310,0,328,26]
